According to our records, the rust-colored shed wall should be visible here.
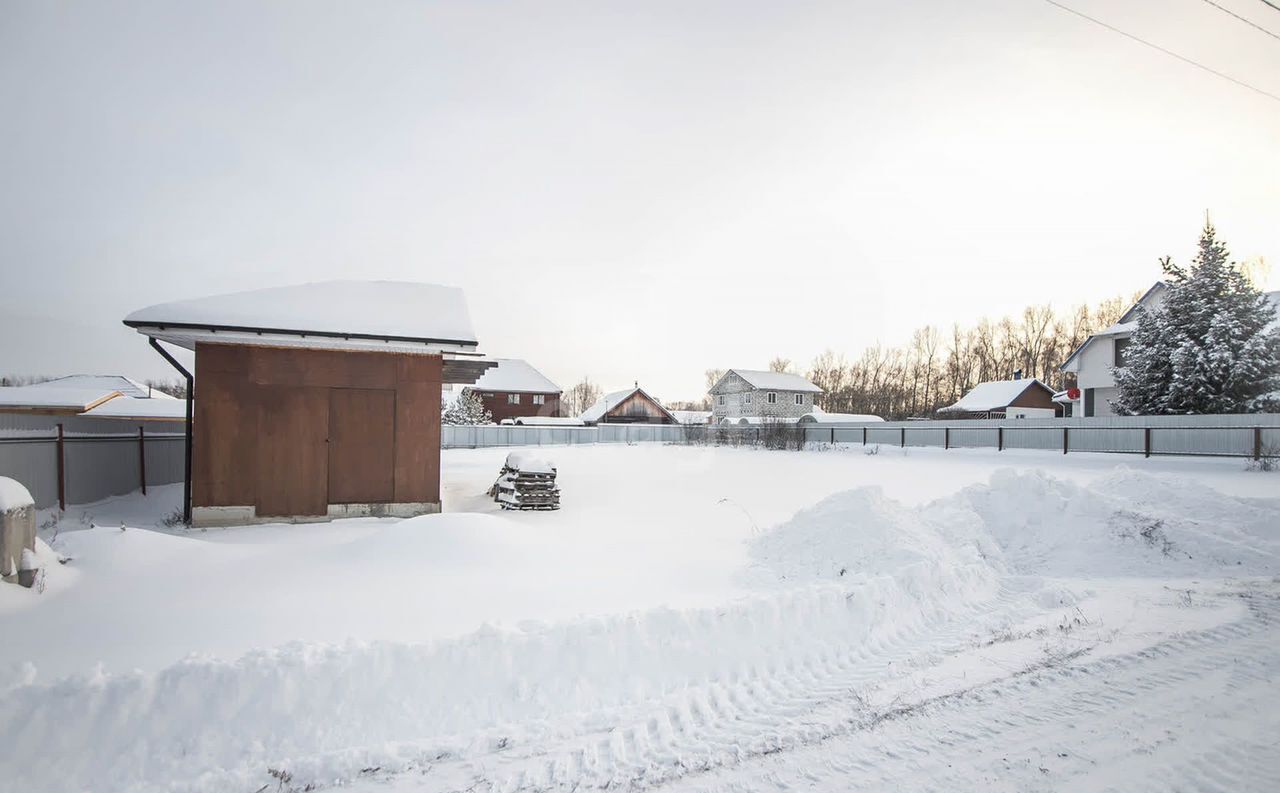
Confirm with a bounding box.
[193,343,442,516]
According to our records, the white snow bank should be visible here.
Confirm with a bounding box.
[0,573,999,793]
[0,477,33,512]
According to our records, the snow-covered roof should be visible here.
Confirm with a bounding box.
[797,412,885,424]
[124,281,480,355]
[578,387,677,424]
[36,375,174,400]
[0,476,34,512]
[669,410,711,425]
[512,416,586,426]
[81,397,189,421]
[937,379,1053,413]
[470,359,560,394]
[718,369,822,393]
[0,386,121,412]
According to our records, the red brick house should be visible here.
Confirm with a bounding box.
[465,359,562,422]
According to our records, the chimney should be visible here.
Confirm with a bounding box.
[1013,369,1022,380]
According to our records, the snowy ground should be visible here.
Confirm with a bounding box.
[1,444,1277,792]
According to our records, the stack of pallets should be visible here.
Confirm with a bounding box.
[491,452,560,510]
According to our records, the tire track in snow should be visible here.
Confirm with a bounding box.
[362,585,1279,792]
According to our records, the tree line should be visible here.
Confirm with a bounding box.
[774,294,1139,420]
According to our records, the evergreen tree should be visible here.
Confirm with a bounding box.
[442,388,493,425]
[1114,221,1280,415]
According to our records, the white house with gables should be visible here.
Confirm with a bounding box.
[709,369,823,423]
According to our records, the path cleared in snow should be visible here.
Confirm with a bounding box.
[0,444,1277,792]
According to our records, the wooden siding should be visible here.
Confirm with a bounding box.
[1009,383,1062,415]
[603,391,675,424]
[192,343,442,515]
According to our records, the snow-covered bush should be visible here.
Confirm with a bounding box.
[442,389,493,425]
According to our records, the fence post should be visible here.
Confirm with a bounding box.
[138,426,147,495]
[997,426,1003,452]
[863,426,867,446]
[1144,427,1152,459]
[831,427,836,445]
[944,427,950,450]
[56,422,66,511]
[1063,426,1069,455]
[1255,427,1263,461]
[901,427,906,448]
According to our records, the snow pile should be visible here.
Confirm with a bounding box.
[0,576,998,793]
[955,468,1280,577]
[504,451,554,474]
[0,477,34,512]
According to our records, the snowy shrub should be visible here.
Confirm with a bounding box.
[442,388,493,425]
[1246,444,1279,473]
[1113,221,1280,415]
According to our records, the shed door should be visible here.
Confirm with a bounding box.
[328,388,396,504]
[256,386,330,517]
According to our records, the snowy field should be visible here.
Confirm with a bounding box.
[1,444,1278,792]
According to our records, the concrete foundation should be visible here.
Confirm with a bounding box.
[1,477,37,587]
[191,502,441,527]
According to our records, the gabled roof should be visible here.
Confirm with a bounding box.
[0,386,121,412]
[469,359,560,394]
[81,396,189,421]
[577,386,678,423]
[124,281,480,355]
[937,378,1053,413]
[712,369,823,394]
[37,374,172,399]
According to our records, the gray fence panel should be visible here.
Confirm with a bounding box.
[64,438,141,505]
[145,437,187,488]
[0,440,58,509]
[1002,426,1064,451]
[1150,426,1251,457]
[905,427,945,448]
[1066,427,1144,454]
[949,427,997,449]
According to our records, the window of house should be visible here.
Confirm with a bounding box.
[717,394,726,406]
[766,392,777,404]
[1114,337,1131,368]
[507,394,520,405]
[743,393,752,405]
[532,394,545,405]
[795,393,804,406]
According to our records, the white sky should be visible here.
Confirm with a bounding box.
[2,0,1278,401]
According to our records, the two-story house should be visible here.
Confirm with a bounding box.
[461,358,562,422]
[709,369,823,423]
[1059,283,1166,417]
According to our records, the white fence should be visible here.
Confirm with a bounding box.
[0,414,186,510]
[446,414,1280,459]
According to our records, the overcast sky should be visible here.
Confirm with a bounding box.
[2,0,1278,401]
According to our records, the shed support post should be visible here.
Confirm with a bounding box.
[148,337,193,525]
[1144,427,1152,459]
[997,426,1003,452]
[1063,426,1069,455]
[56,422,66,512]
[1255,427,1263,461]
[138,426,147,495]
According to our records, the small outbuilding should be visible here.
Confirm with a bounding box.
[937,377,1061,419]
[577,386,678,425]
[124,281,493,526]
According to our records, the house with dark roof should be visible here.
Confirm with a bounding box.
[463,358,562,422]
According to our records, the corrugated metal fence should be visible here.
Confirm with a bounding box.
[0,414,186,510]
[445,414,1280,459]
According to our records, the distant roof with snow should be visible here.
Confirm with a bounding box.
[718,370,822,393]
[798,411,885,424]
[37,375,173,400]
[124,281,479,354]
[670,410,711,424]
[577,387,677,424]
[81,396,189,421]
[0,386,121,412]
[937,379,1053,413]
[470,359,560,394]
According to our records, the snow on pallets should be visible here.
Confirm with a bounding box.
[490,452,560,510]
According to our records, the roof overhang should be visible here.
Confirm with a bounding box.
[124,320,482,357]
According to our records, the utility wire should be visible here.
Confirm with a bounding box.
[1042,0,1280,104]
[1199,0,1280,41]
[1256,0,1280,14]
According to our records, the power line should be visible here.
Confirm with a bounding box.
[1200,0,1280,41]
[1042,0,1280,104]
[1256,0,1280,13]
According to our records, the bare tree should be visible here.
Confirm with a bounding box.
[768,356,793,373]
[563,377,602,417]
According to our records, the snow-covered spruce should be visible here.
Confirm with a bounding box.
[442,388,493,425]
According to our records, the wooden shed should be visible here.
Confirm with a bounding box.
[125,281,492,526]
[577,386,678,425]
